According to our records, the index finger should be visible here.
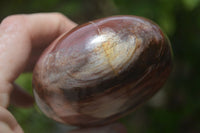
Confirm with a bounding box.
[0,13,77,106]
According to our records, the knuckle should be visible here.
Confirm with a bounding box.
[51,12,72,23]
[51,12,76,33]
[0,15,27,33]
[52,12,70,23]
[52,12,66,19]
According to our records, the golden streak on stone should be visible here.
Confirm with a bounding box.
[101,40,119,76]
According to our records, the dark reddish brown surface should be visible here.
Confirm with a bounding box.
[32,15,173,127]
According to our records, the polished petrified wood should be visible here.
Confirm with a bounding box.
[32,15,173,127]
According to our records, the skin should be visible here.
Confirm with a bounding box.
[0,13,127,133]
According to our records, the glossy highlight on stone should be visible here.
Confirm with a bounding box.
[32,15,173,127]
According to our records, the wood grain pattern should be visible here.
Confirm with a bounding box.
[32,15,173,127]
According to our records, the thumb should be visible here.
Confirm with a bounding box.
[0,106,23,133]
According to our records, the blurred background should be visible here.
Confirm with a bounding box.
[0,0,200,133]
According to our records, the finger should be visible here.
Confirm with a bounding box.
[0,106,23,133]
[0,121,14,133]
[69,123,127,133]
[0,13,77,85]
[24,13,77,71]
[0,83,12,107]
[0,13,77,106]
[0,83,34,108]
[10,83,34,108]
[0,93,10,107]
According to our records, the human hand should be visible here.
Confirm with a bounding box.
[0,13,127,133]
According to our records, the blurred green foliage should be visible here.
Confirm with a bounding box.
[1,0,200,133]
